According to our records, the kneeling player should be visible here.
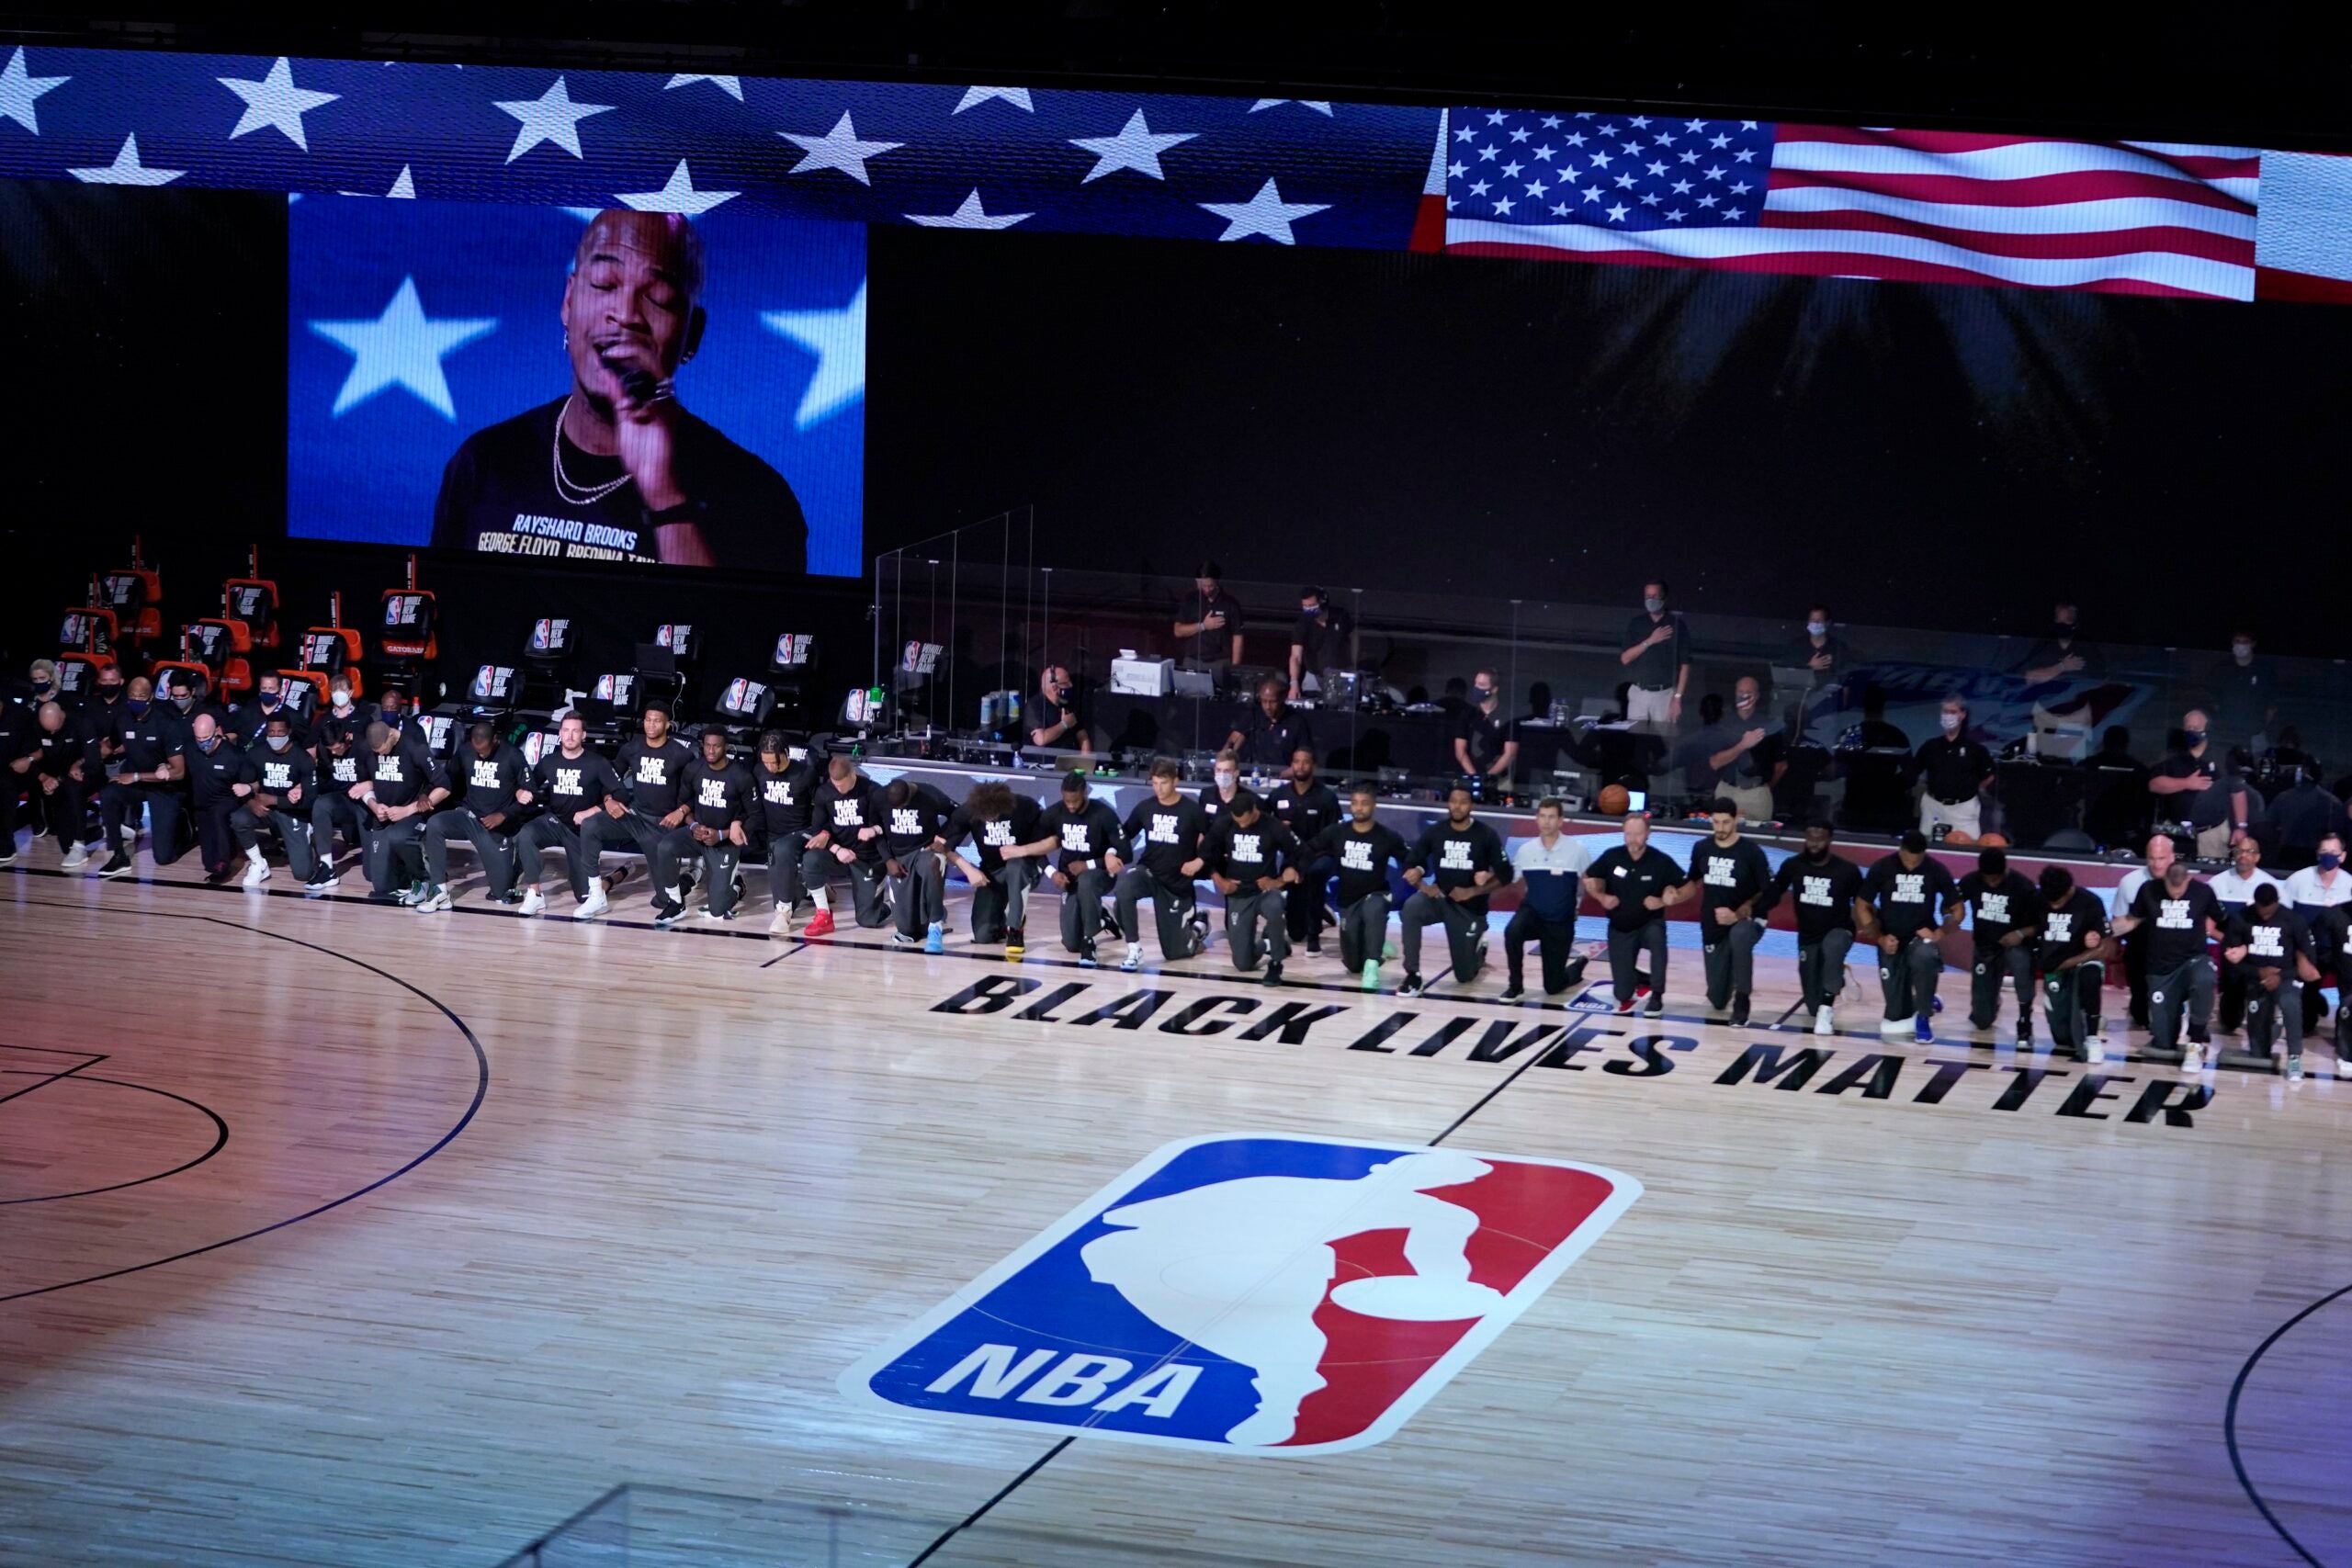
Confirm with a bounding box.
[2033,865,2109,1064]
[1041,772,1123,966]
[2224,883,2321,1079]
[1111,758,1210,971]
[1204,789,1301,984]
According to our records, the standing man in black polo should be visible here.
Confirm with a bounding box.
[92,675,187,877]
[233,713,319,889]
[1691,798,1773,1026]
[662,728,753,925]
[1173,562,1243,673]
[1268,747,1340,953]
[801,754,893,936]
[1913,696,1996,840]
[354,719,448,903]
[1618,579,1689,728]
[1451,671,1520,792]
[1792,605,1853,683]
[1041,771,1124,966]
[1226,675,1313,777]
[2148,707,2249,861]
[578,700,695,917]
[1287,586,1351,702]
[513,714,619,917]
[1204,789,1303,983]
[2112,857,2225,1071]
[1308,784,1411,988]
[1767,818,1868,1036]
[1023,665,1092,758]
[1111,757,1212,969]
[1583,811,1690,1016]
[752,731,820,934]
[1397,784,1512,998]
[1951,846,2041,1041]
[1860,831,1960,1043]
[417,721,528,912]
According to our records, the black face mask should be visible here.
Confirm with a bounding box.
[126,697,151,716]
[257,691,281,708]
[96,686,124,704]
[2052,624,2075,641]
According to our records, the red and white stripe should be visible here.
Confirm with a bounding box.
[1449,127,2261,301]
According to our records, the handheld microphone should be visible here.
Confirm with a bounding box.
[600,355,662,404]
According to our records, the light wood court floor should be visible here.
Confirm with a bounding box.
[4,849,2351,1566]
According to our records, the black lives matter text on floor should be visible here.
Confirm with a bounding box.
[931,977,2213,1130]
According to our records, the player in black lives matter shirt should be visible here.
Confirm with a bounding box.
[802,754,894,936]
[1112,758,1211,970]
[1860,830,1960,1043]
[881,775,956,951]
[308,716,372,894]
[2033,864,2111,1063]
[2111,859,2225,1070]
[181,711,257,884]
[354,719,449,901]
[2222,883,2323,1078]
[1691,798,1774,1026]
[1266,748,1340,954]
[417,722,529,912]
[1203,789,1304,983]
[1949,846,2041,1042]
[513,715,622,917]
[1583,812,1690,1016]
[1399,784,1513,998]
[232,714,321,888]
[752,732,820,934]
[579,701,696,918]
[430,209,807,571]
[661,728,754,925]
[944,781,1056,959]
[1040,771,1124,966]
[1767,818,1868,1036]
[1306,784,1412,988]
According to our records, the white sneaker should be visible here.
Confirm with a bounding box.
[1880,1015,1915,1038]
[517,886,546,917]
[769,905,795,936]
[2335,1054,2352,1080]
[416,886,453,913]
[241,852,269,888]
[2181,1043,2207,1074]
[573,885,609,920]
[1121,948,1142,973]
[59,842,89,871]
[1814,1005,1836,1037]
[2083,1035,2107,1065]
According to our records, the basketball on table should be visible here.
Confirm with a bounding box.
[1597,784,1631,816]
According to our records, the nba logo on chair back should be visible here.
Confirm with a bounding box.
[843,1134,1640,1456]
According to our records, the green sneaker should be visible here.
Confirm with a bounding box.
[1361,959,1380,990]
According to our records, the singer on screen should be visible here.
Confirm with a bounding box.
[429,209,808,571]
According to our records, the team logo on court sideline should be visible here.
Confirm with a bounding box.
[842,1134,1639,1456]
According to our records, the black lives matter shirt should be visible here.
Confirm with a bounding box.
[613,736,695,818]
[1203,814,1300,886]
[1312,822,1410,907]
[2036,887,2109,972]
[1956,870,2041,953]
[2131,878,2223,973]
[1690,837,1772,919]
[1770,852,1865,942]
[682,758,755,834]
[456,744,530,827]
[1122,795,1211,884]
[1860,854,1959,941]
[811,774,892,862]
[1409,818,1512,915]
[754,758,819,840]
[1040,798,1123,874]
[430,398,808,573]
[532,748,622,827]
[2226,905,2312,980]
[883,782,956,858]
[946,795,1048,875]
[249,742,316,806]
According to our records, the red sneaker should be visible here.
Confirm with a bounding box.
[805,909,836,938]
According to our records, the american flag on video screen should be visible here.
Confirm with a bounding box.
[1433,110,2260,300]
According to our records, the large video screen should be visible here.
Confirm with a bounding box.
[288,196,864,575]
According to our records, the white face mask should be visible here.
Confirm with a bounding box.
[1643,596,1665,615]
[1215,770,1238,790]
[1806,620,1827,637]
[331,688,351,706]
[1940,713,1962,733]
[2232,642,2254,664]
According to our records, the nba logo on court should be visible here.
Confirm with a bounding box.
[842,1134,1640,1456]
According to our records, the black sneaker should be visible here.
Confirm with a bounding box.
[651,893,683,927]
[1643,995,1665,1017]
[1306,935,1322,955]
[1731,993,1750,1027]
[1500,982,1525,1001]
[1262,962,1284,987]
[98,849,135,878]
[1399,973,1425,998]
[204,863,235,886]
[2017,1018,2034,1045]
[1078,942,1099,969]
[0,845,16,867]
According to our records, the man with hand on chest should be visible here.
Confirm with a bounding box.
[1951,846,2041,1042]
[1307,784,1412,989]
[944,781,1056,961]
[514,715,620,917]
[1692,799,1774,1025]
[232,713,319,889]
[1860,831,1960,1042]
[660,728,752,925]
[417,721,529,912]
[1584,811,1691,1017]
[1041,772,1124,967]
[1399,784,1513,998]
[579,701,695,917]
[1203,788,1303,984]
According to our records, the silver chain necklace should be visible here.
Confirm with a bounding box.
[551,396,632,505]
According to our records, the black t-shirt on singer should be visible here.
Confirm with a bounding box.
[430,397,808,572]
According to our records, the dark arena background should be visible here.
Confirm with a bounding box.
[6,6,2352,1566]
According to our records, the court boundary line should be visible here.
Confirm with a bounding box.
[2223,1277,2352,1568]
[1,898,490,1304]
[0,1068,232,1205]
[0,1042,107,1108]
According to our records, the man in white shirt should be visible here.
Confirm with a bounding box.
[1503,798,1592,1001]
[2282,831,2352,1037]
[2211,836,2285,1035]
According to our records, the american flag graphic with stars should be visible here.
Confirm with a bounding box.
[1442,107,2261,300]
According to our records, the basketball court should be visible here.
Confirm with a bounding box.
[5,858,2350,1566]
